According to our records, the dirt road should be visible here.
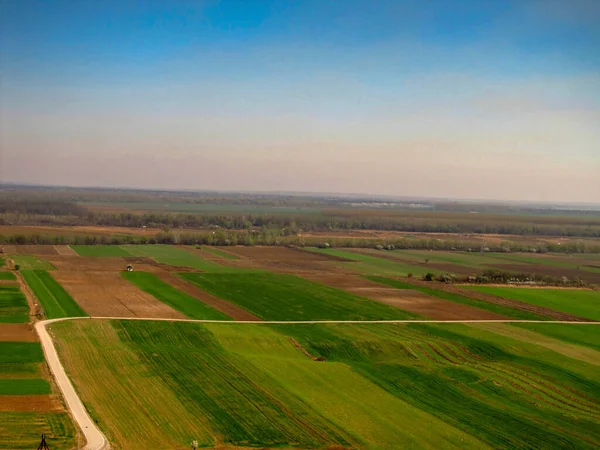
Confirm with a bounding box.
[35,318,109,450]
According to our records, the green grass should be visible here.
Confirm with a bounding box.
[0,256,5,268]
[0,412,77,450]
[122,271,231,320]
[0,378,51,395]
[468,286,600,321]
[181,272,419,321]
[0,271,16,281]
[0,285,29,323]
[513,323,600,352]
[309,248,438,276]
[366,276,548,320]
[21,270,86,319]
[0,342,44,364]
[52,319,600,449]
[70,245,132,257]
[281,322,600,449]
[9,255,54,270]
[200,246,240,260]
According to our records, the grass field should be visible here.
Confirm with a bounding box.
[0,256,5,268]
[468,286,600,321]
[366,276,547,320]
[21,270,87,319]
[122,271,231,320]
[52,319,600,449]
[0,412,77,450]
[309,248,437,276]
[0,271,16,281]
[9,255,54,270]
[181,272,418,321]
[0,378,51,395]
[0,285,29,323]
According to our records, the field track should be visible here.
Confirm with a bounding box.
[36,316,600,450]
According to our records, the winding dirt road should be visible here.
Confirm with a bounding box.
[36,316,600,450]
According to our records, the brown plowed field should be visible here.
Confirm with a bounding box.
[47,256,160,273]
[1,245,58,255]
[0,324,36,342]
[51,271,185,318]
[221,246,350,272]
[404,279,593,322]
[301,274,506,320]
[486,263,600,284]
[54,245,77,256]
[155,272,262,321]
[0,395,64,412]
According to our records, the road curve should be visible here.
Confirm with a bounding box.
[35,319,110,450]
[36,315,600,450]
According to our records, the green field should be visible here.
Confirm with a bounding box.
[0,256,5,268]
[122,271,231,320]
[0,285,29,323]
[366,276,547,320]
[0,271,16,281]
[52,319,600,449]
[0,412,77,450]
[9,255,54,271]
[21,270,87,319]
[181,272,418,321]
[309,248,438,276]
[468,286,600,321]
[0,378,51,395]
[0,342,45,364]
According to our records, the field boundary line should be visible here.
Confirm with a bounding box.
[36,318,110,450]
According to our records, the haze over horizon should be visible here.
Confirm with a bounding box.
[1,0,599,203]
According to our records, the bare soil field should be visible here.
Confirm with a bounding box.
[0,395,64,412]
[222,246,351,272]
[301,273,506,320]
[47,256,159,273]
[155,272,262,321]
[0,244,58,255]
[51,271,185,318]
[54,245,77,256]
[487,263,600,284]
[0,323,37,342]
[404,279,592,322]
[0,225,162,237]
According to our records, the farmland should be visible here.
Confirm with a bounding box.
[181,272,419,321]
[2,240,600,449]
[21,270,86,319]
[51,319,600,449]
[0,279,77,449]
[468,286,600,321]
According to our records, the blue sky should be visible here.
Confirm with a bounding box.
[1,0,599,202]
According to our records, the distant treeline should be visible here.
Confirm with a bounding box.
[2,187,600,238]
[2,229,599,253]
[2,209,600,238]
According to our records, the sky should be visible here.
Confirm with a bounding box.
[1,0,599,203]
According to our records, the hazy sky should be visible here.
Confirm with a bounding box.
[1,0,599,202]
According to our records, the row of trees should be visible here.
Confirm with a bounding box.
[2,209,600,237]
[2,230,600,253]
